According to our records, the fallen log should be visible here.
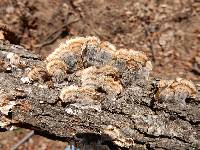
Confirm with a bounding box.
[0,38,199,150]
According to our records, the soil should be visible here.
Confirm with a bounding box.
[0,0,199,149]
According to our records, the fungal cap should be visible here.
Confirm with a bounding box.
[100,76,123,95]
[97,65,119,77]
[27,67,48,82]
[85,36,100,47]
[155,80,174,101]
[80,65,119,78]
[59,85,97,102]
[65,36,86,47]
[46,37,87,62]
[157,80,174,88]
[156,78,197,101]
[46,59,68,76]
[100,41,117,53]
[76,66,96,76]
[76,67,97,88]
[79,66,122,94]
[156,88,175,102]
[45,43,66,62]
[114,49,148,65]
[176,77,197,93]
[64,37,87,53]
[171,77,197,98]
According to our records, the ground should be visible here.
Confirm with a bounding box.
[0,0,199,149]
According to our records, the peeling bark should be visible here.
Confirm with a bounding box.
[0,40,199,150]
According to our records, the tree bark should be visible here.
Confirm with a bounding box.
[0,40,199,150]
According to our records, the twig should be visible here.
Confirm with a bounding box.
[11,130,34,150]
[34,19,79,48]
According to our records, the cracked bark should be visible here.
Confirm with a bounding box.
[0,40,200,150]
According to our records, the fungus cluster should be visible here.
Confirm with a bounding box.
[155,77,197,102]
[103,125,134,148]
[76,65,122,96]
[27,36,153,103]
[26,36,197,105]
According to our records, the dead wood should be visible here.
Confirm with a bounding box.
[0,40,199,150]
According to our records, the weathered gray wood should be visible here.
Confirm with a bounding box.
[0,40,199,150]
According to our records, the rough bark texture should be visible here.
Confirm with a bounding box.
[0,40,200,150]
